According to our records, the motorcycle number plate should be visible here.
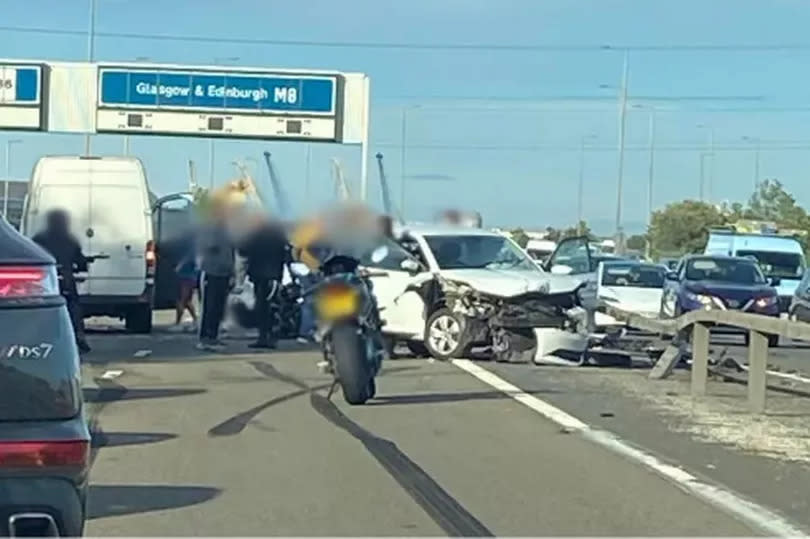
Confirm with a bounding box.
[317,293,359,320]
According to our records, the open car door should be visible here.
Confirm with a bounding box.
[151,192,195,309]
[544,236,595,281]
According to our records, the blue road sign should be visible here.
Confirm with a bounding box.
[98,68,337,115]
[0,65,42,105]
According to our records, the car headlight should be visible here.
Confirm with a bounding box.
[685,291,714,306]
[755,296,777,308]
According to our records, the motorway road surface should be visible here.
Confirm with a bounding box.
[80,333,772,537]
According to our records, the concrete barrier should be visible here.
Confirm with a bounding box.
[602,304,810,413]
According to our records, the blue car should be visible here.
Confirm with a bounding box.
[660,255,781,346]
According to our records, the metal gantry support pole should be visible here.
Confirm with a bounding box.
[359,76,370,201]
[84,0,97,156]
[2,142,8,218]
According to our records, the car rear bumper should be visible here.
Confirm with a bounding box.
[0,477,85,536]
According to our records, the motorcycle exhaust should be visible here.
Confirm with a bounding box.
[8,512,59,537]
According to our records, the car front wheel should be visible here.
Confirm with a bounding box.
[424,308,470,360]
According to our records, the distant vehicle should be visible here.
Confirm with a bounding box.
[661,255,780,346]
[525,239,557,263]
[704,229,805,313]
[22,156,156,333]
[0,217,90,537]
[596,260,666,325]
[788,269,810,322]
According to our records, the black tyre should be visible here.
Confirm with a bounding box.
[424,308,470,360]
[331,323,372,405]
[125,304,153,334]
[406,341,430,358]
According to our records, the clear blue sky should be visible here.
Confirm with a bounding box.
[3,0,810,233]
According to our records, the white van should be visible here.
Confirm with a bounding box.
[22,156,156,332]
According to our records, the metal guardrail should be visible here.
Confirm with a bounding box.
[602,304,810,413]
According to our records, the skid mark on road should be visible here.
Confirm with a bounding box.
[208,384,331,437]
[309,392,493,537]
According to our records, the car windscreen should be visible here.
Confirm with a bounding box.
[424,235,535,271]
[735,250,804,279]
[601,264,665,288]
[685,258,766,285]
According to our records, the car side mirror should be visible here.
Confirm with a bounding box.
[665,271,678,281]
[400,259,421,274]
[770,276,782,287]
[550,264,573,275]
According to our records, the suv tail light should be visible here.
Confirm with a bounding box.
[0,440,89,468]
[145,240,156,277]
[0,266,59,298]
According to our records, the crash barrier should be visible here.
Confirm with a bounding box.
[603,305,810,413]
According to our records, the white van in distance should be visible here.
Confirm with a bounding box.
[22,156,156,332]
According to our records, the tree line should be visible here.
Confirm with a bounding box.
[509,180,809,258]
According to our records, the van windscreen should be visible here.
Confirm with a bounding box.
[736,250,804,279]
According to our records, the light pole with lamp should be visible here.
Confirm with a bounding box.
[3,139,22,219]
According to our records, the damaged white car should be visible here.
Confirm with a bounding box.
[362,225,599,364]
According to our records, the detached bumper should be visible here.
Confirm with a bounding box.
[532,327,588,365]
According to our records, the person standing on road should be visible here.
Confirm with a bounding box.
[173,239,199,331]
[237,213,290,349]
[33,209,92,353]
[196,200,235,351]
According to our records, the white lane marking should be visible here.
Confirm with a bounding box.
[100,369,123,380]
[451,358,805,537]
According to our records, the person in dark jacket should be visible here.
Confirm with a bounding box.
[32,209,91,353]
[238,215,290,349]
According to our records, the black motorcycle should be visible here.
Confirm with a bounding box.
[307,247,388,405]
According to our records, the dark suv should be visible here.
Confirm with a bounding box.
[0,217,90,536]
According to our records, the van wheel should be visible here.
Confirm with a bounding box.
[125,305,153,334]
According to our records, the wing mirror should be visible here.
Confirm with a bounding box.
[769,276,782,287]
[400,258,421,275]
[665,271,679,281]
[550,264,573,275]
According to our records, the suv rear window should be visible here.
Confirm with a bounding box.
[0,307,80,421]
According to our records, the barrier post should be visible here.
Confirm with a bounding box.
[691,322,710,396]
[747,330,768,413]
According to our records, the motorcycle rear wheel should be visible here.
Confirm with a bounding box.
[331,323,373,405]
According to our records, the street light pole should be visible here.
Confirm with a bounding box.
[577,134,598,234]
[699,153,708,201]
[754,141,761,190]
[208,139,215,189]
[400,107,408,218]
[305,144,312,205]
[3,140,21,219]
[614,51,629,252]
